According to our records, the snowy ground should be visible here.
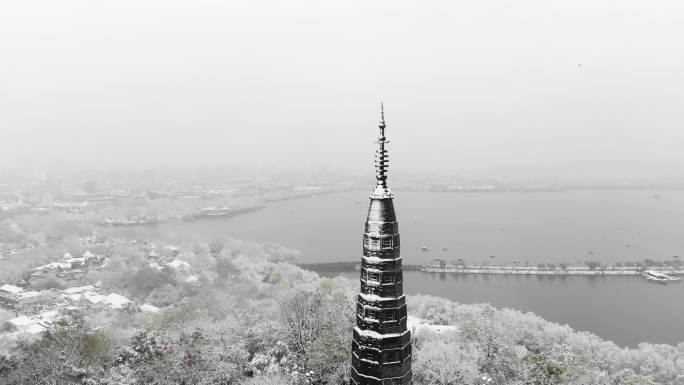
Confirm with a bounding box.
[407,315,458,334]
[0,309,13,325]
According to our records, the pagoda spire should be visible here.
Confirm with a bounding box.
[371,102,393,199]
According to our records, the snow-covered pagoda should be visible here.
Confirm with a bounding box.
[351,105,412,385]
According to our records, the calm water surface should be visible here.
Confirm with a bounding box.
[333,271,684,347]
[156,190,684,346]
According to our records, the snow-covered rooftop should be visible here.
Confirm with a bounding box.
[105,293,132,309]
[148,262,163,270]
[16,291,42,299]
[7,310,61,335]
[185,275,199,283]
[167,259,191,270]
[62,285,96,295]
[82,291,105,304]
[9,315,34,327]
[63,257,86,264]
[0,284,23,294]
[24,324,48,334]
[140,304,161,313]
[34,261,71,271]
[64,291,133,309]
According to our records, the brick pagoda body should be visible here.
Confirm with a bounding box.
[350,105,412,385]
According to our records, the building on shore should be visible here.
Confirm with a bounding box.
[351,105,413,385]
[0,284,59,314]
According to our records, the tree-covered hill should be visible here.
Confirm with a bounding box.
[1,238,680,384]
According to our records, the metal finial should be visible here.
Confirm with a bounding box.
[371,102,393,199]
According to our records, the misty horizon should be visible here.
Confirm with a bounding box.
[2,0,684,182]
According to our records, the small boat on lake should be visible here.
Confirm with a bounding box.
[641,270,681,284]
[200,207,233,217]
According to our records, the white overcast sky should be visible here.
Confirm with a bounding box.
[1,0,684,181]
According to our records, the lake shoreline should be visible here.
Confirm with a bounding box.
[298,261,684,277]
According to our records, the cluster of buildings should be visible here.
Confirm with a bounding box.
[29,251,106,284]
[4,310,62,335]
[60,285,134,311]
[0,284,50,314]
[143,243,200,284]
[0,235,199,337]
[0,247,138,336]
[0,283,142,336]
[0,249,109,316]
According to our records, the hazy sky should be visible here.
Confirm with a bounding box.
[2,0,684,181]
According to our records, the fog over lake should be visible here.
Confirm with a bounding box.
[157,190,684,265]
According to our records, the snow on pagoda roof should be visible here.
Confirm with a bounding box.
[354,326,408,339]
[359,293,405,302]
[362,256,402,264]
[369,186,394,199]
